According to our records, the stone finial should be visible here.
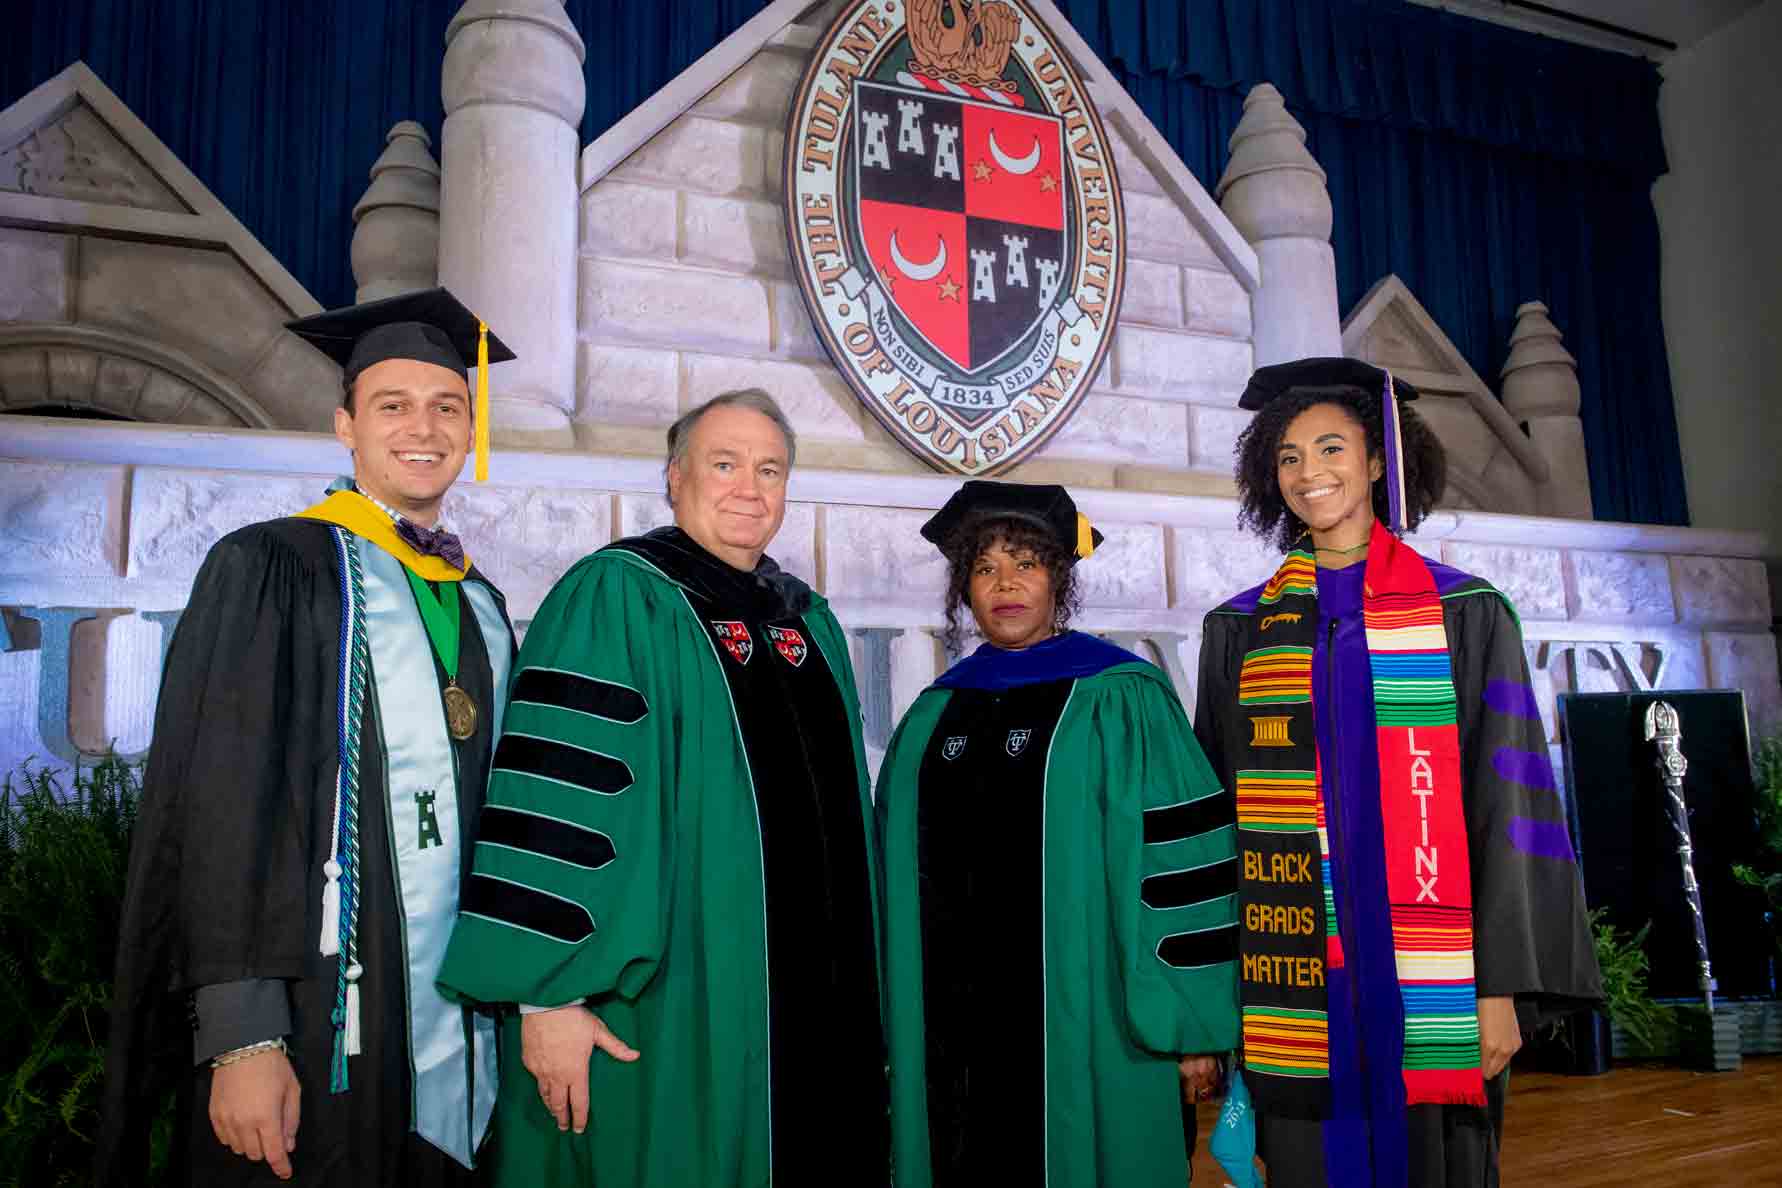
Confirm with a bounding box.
[438,0,587,447]
[1503,300,1591,518]
[1216,82,1341,366]
[1215,83,1332,244]
[1501,300,1582,421]
[350,121,442,303]
[443,0,587,126]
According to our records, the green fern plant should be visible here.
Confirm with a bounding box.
[1732,735,1782,970]
[0,757,168,1186]
[1591,908,1677,1059]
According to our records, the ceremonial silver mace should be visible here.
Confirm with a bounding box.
[1643,700,1717,1010]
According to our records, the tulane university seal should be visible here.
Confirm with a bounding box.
[784,0,1126,475]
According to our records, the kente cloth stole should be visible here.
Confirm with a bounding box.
[1234,523,1484,1117]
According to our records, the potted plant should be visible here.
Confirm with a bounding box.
[1592,910,1678,1063]
[1732,733,1782,1054]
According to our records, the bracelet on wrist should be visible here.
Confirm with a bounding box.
[211,1036,289,1069]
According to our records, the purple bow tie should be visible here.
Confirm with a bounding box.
[396,518,466,570]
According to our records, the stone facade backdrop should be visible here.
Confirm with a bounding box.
[2,0,1776,792]
[2,419,1774,787]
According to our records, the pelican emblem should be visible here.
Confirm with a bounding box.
[987,129,1042,175]
[889,230,948,281]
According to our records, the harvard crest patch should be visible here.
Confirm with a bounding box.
[767,624,809,667]
[712,621,753,666]
[785,0,1125,476]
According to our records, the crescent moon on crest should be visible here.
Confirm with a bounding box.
[889,230,948,281]
[987,129,1042,175]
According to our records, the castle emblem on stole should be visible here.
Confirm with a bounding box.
[785,0,1126,476]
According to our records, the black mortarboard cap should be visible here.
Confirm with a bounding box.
[920,480,1104,562]
[284,287,516,385]
[1237,356,1419,411]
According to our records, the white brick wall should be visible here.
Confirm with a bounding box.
[0,452,1773,786]
[0,463,122,577]
[580,259,772,356]
[577,343,679,427]
[1569,550,1677,623]
[611,116,772,197]
[682,352,869,442]
[1045,392,1189,467]
[581,180,677,262]
[1442,543,1568,620]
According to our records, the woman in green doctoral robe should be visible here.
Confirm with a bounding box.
[877,480,1239,1188]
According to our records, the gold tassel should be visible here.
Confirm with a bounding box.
[474,320,490,482]
[1076,512,1095,559]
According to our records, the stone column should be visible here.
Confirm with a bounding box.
[440,0,585,447]
[1502,301,1593,519]
[1215,83,1342,367]
[351,121,441,303]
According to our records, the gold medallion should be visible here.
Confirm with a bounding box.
[443,683,478,741]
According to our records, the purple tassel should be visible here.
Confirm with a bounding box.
[1382,371,1407,534]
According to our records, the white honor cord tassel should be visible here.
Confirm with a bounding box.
[346,962,364,1056]
[320,756,345,957]
[319,858,342,957]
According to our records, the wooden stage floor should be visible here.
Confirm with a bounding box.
[1186,1056,1782,1185]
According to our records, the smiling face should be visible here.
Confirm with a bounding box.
[667,404,790,572]
[332,357,472,527]
[966,535,1058,651]
[1275,401,1384,554]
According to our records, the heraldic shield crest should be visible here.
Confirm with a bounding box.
[785,0,1126,476]
[712,621,753,666]
[767,624,809,667]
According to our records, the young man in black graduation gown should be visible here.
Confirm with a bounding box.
[98,290,518,1186]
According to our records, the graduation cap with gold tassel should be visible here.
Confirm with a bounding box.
[286,286,515,481]
[920,479,1104,563]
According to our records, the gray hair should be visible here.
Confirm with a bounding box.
[663,388,798,500]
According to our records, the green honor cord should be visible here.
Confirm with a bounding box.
[402,567,461,682]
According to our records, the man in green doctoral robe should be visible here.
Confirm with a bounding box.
[437,389,888,1187]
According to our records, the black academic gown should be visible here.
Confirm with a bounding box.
[1195,560,1600,1187]
[97,517,511,1187]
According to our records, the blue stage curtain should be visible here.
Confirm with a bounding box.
[1070,0,1687,525]
[6,1,769,318]
[5,0,1685,523]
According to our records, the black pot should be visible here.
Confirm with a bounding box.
[1537,1009,1612,1075]
[1567,1010,1614,1076]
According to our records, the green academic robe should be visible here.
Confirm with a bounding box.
[877,632,1239,1188]
[436,527,887,1188]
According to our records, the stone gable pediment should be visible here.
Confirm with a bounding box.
[0,63,337,432]
[1343,273,1549,515]
[0,96,189,215]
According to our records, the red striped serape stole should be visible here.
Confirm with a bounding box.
[1362,522,1484,1106]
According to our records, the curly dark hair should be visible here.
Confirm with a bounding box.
[1233,387,1447,552]
[938,515,1083,656]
